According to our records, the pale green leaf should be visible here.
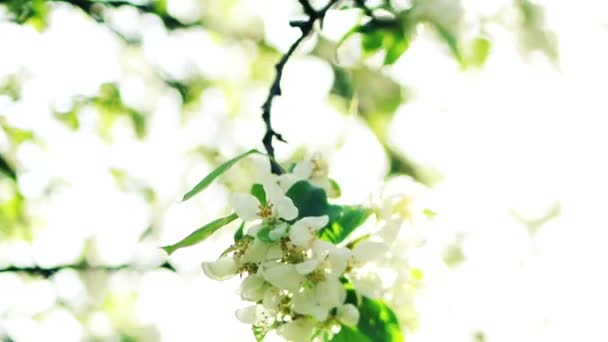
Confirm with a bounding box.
[161,213,238,255]
[181,149,261,201]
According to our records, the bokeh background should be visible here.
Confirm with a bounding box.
[1,0,608,341]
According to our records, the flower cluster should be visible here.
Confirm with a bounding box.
[366,176,435,331]
[200,158,388,341]
[164,150,416,341]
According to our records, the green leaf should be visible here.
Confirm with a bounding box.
[54,109,80,130]
[256,224,274,243]
[285,181,329,219]
[469,37,491,67]
[181,149,261,201]
[321,205,372,244]
[331,326,372,342]
[361,28,384,53]
[433,23,464,67]
[517,0,558,60]
[234,222,245,242]
[422,208,437,219]
[252,324,268,342]
[161,213,238,255]
[357,297,404,342]
[329,178,342,198]
[0,118,34,144]
[359,21,411,65]
[0,154,17,181]
[383,30,409,65]
[250,183,267,205]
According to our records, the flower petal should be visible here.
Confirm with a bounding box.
[295,216,329,231]
[235,305,257,324]
[240,239,269,264]
[312,239,334,257]
[292,288,329,322]
[269,222,288,241]
[327,247,351,278]
[262,182,286,205]
[377,219,402,243]
[201,256,238,281]
[293,160,313,179]
[230,193,260,221]
[336,304,359,326]
[240,274,266,302]
[311,178,334,196]
[352,240,388,263]
[351,272,382,298]
[295,259,320,275]
[289,216,329,247]
[278,173,300,192]
[275,197,298,221]
[246,223,263,236]
[260,262,304,292]
[263,287,282,312]
[314,278,345,308]
[265,244,283,260]
[289,222,312,247]
[277,318,316,342]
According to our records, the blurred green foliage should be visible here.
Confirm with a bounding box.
[0,0,562,340]
[517,0,559,60]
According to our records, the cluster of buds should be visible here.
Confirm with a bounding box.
[201,157,389,341]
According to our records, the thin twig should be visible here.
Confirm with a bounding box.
[354,0,375,18]
[261,0,340,174]
[47,0,199,30]
[0,262,175,278]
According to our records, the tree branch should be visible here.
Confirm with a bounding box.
[354,0,376,18]
[48,0,200,30]
[0,153,17,181]
[0,262,175,278]
[261,0,340,174]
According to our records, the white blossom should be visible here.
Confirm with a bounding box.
[199,157,427,339]
[230,182,298,222]
[260,261,305,292]
[377,218,403,244]
[336,303,360,326]
[351,240,388,264]
[314,278,346,308]
[278,154,339,197]
[240,274,267,302]
[235,305,258,324]
[292,287,331,321]
[201,256,238,281]
[240,238,270,264]
[292,269,347,320]
[289,216,329,247]
[277,318,316,342]
[350,271,383,298]
[262,286,283,312]
[235,304,273,326]
[268,221,289,241]
[292,240,350,281]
